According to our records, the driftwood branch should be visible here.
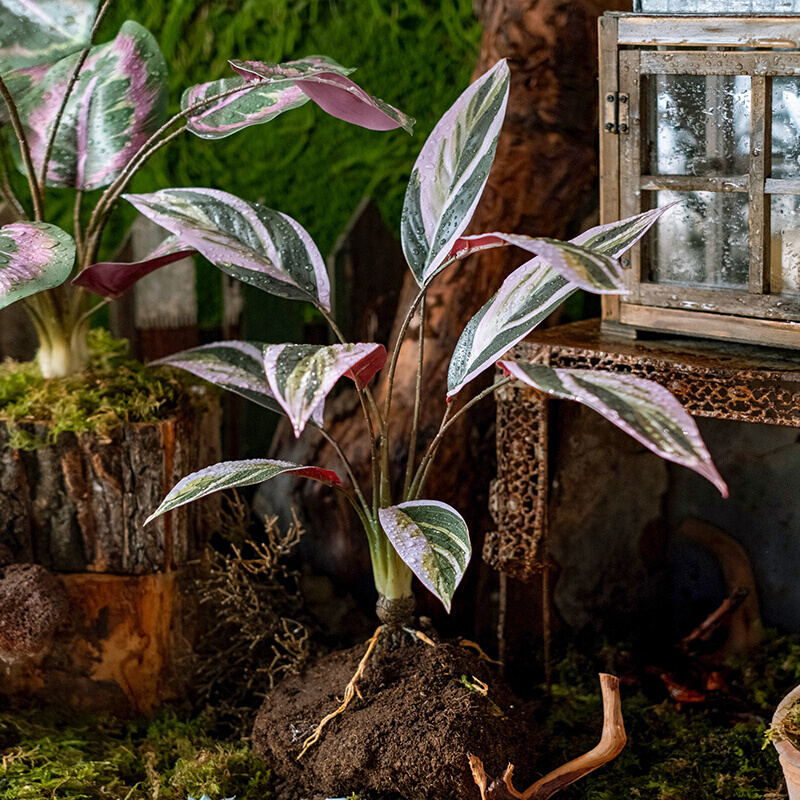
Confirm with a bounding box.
[469,674,626,800]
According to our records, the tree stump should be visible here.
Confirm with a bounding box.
[0,393,222,573]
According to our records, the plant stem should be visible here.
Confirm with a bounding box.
[409,376,512,499]
[0,74,42,220]
[38,0,113,194]
[402,295,424,499]
[73,190,83,263]
[318,305,382,513]
[0,146,24,218]
[317,427,372,522]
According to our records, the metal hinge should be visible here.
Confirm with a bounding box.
[603,92,629,135]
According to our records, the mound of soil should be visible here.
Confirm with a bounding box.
[252,637,537,800]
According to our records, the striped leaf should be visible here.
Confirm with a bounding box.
[15,21,168,190]
[498,362,728,496]
[447,206,675,397]
[0,0,97,101]
[124,188,331,311]
[230,57,413,134]
[446,233,624,293]
[378,501,471,613]
[74,235,195,299]
[262,342,386,436]
[181,76,308,140]
[0,222,75,310]
[145,458,340,524]
[149,341,322,423]
[401,59,509,286]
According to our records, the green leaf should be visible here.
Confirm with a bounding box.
[498,362,727,496]
[146,459,340,524]
[401,59,509,285]
[378,500,471,612]
[0,221,75,309]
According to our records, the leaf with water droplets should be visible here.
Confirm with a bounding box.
[378,501,470,613]
[123,188,331,311]
[149,340,321,422]
[401,59,509,286]
[230,56,414,133]
[14,20,168,190]
[262,342,386,436]
[0,221,75,310]
[181,75,308,140]
[146,458,340,524]
[447,206,675,397]
[497,362,727,496]
[0,1,98,103]
[74,235,195,298]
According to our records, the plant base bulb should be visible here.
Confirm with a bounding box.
[376,594,415,628]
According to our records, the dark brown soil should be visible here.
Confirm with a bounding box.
[252,636,537,800]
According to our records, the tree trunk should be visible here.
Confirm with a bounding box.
[261,0,631,621]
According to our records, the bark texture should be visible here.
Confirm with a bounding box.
[261,0,630,612]
[0,395,222,574]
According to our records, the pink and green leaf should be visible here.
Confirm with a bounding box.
[181,76,308,140]
[497,362,727,496]
[0,0,98,75]
[73,235,195,299]
[151,340,324,425]
[230,56,413,133]
[378,501,471,613]
[262,342,386,436]
[447,206,675,397]
[445,233,625,293]
[123,188,331,311]
[0,221,75,310]
[145,458,340,525]
[15,20,168,190]
[401,59,509,286]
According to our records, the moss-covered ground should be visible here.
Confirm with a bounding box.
[0,331,199,449]
[2,632,796,799]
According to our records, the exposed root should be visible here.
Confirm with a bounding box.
[403,627,436,646]
[460,638,503,665]
[297,626,383,759]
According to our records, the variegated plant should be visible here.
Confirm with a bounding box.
[141,59,726,629]
[0,0,413,377]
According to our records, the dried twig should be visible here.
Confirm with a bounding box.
[469,674,626,800]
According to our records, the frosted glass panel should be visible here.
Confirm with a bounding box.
[649,191,749,288]
[770,196,800,294]
[648,75,750,176]
[773,78,800,179]
[635,0,800,10]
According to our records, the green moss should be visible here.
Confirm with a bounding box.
[0,708,271,800]
[0,330,201,450]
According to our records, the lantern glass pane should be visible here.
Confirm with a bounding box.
[648,191,749,288]
[635,0,800,10]
[647,75,750,177]
[770,196,800,294]
[773,78,800,179]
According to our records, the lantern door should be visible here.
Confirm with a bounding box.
[600,12,800,348]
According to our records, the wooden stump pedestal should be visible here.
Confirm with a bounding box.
[0,393,221,714]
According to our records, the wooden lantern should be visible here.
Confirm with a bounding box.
[600,4,800,348]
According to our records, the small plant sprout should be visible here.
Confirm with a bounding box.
[0,0,413,377]
[140,58,727,637]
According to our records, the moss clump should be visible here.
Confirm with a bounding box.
[0,707,272,800]
[0,330,200,450]
[766,696,800,750]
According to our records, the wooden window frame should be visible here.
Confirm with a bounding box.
[600,13,800,349]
